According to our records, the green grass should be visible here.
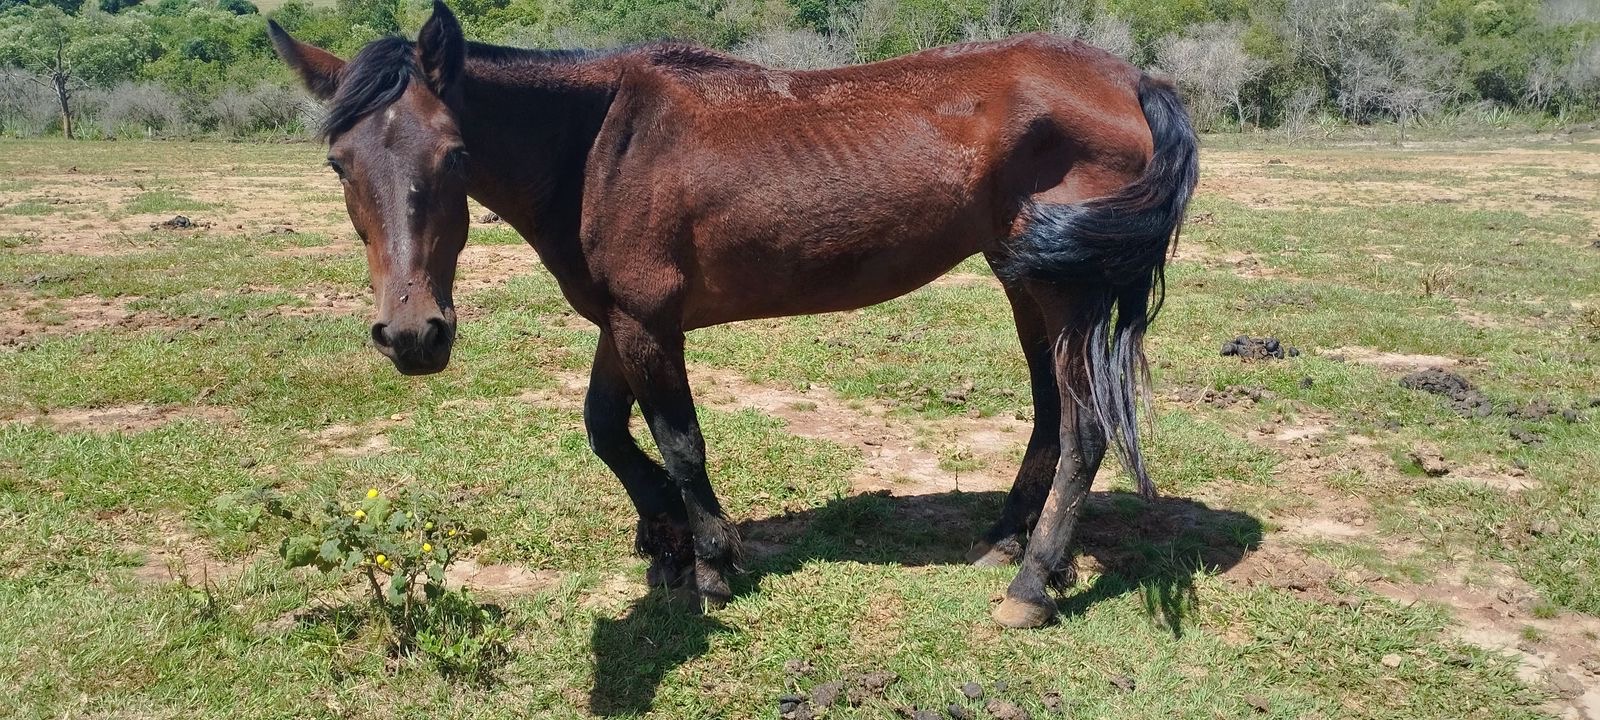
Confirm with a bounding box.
[2,201,54,216]
[2,136,1596,718]
[120,190,219,215]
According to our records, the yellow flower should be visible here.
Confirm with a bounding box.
[448,529,458,537]
[374,553,386,564]
[366,488,379,499]
[353,509,366,519]
[424,521,434,531]
[422,543,433,553]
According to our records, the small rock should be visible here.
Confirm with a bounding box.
[1298,376,1314,389]
[960,682,984,700]
[1380,653,1403,668]
[1407,449,1451,477]
[477,211,502,224]
[811,681,842,708]
[1245,694,1270,713]
[1530,519,1557,537]
[1579,654,1600,675]
[1109,675,1136,692]
[948,705,974,720]
[1549,672,1584,698]
[1040,691,1064,714]
[1561,409,1580,423]
[1445,652,1475,667]
[783,658,815,677]
[984,699,1030,720]
[238,457,257,469]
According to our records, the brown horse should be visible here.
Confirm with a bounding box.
[269,1,1197,628]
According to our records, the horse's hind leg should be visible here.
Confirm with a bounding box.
[992,286,1108,629]
[606,314,741,608]
[967,252,1062,566]
[586,332,693,587]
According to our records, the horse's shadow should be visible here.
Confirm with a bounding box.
[588,489,1262,716]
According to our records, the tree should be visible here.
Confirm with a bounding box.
[1157,21,1265,129]
[0,7,154,138]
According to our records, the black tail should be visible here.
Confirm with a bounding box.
[1002,74,1199,498]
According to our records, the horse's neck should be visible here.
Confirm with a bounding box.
[459,60,620,266]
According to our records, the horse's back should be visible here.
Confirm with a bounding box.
[581,35,1157,327]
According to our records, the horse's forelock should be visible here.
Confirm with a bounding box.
[320,36,419,141]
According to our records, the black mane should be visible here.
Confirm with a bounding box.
[320,36,746,140]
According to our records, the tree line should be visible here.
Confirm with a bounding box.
[1,0,1597,139]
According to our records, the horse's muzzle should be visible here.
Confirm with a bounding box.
[370,315,454,375]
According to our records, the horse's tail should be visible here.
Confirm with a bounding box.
[1002,74,1198,498]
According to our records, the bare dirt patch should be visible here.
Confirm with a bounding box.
[130,520,245,588]
[1325,346,1460,371]
[691,368,1029,496]
[1373,566,1600,720]
[0,293,137,344]
[304,416,412,458]
[5,403,235,433]
[444,558,562,597]
[456,244,539,290]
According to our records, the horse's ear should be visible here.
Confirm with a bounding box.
[417,0,465,98]
[267,20,344,101]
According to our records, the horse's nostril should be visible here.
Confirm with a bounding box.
[370,322,392,348]
[425,317,451,350]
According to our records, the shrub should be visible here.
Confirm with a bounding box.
[736,27,851,69]
[0,69,59,136]
[95,82,185,138]
[279,487,488,636]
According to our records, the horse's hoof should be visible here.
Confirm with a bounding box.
[694,560,733,610]
[966,538,1022,566]
[992,596,1056,629]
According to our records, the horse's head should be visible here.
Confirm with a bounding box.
[269,1,468,375]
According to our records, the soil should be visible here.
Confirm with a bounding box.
[1326,346,1460,370]
[4,403,235,433]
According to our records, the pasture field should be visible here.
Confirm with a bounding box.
[1,133,1598,719]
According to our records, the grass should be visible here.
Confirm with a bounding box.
[2,136,1597,718]
[120,190,220,216]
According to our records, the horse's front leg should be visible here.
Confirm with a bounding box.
[607,314,741,609]
[585,332,694,588]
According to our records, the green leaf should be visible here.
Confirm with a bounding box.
[386,572,409,603]
[279,536,318,568]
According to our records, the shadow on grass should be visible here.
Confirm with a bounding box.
[589,489,1261,715]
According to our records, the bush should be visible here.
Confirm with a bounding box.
[0,69,59,136]
[278,486,510,683]
[735,27,851,69]
[207,83,302,135]
[95,82,185,138]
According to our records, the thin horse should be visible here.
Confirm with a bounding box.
[269,0,1197,628]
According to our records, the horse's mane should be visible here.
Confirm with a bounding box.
[321,36,754,140]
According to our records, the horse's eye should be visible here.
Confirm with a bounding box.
[326,158,347,180]
[443,148,468,176]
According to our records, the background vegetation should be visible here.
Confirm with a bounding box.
[0,0,1597,138]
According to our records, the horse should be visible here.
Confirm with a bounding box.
[268,0,1197,629]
